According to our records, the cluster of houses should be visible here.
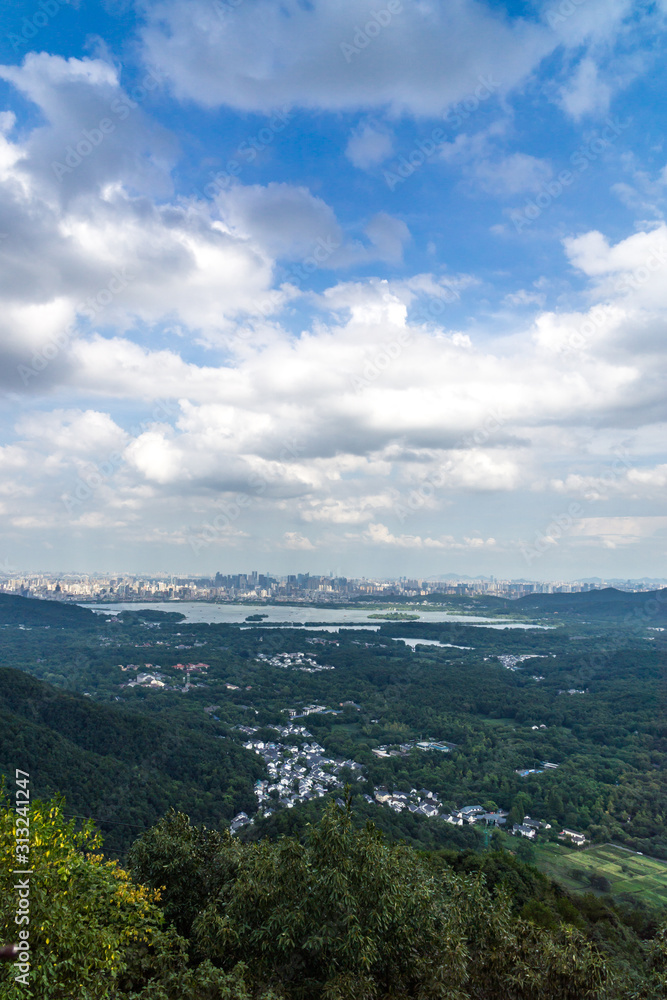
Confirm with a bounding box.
[513,819,587,845]
[372,739,457,759]
[241,737,364,817]
[122,670,167,689]
[370,797,583,847]
[255,651,335,673]
[231,730,590,849]
[512,816,552,839]
[372,788,442,818]
[284,703,342,719]
[444,805,509,827]
[369,795,510,828]
[119,660,209,692]
[495,654,546,670]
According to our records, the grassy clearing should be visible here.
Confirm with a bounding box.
[533,842,667,909]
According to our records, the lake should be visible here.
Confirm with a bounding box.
[84,601,546,629]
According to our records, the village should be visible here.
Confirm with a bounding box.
[255,650,335,673]
[230,728,586,846]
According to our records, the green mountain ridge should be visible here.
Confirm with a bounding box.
[0,592,97,626]
[0,667,262,852]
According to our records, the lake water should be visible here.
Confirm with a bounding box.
[85,601,545,629]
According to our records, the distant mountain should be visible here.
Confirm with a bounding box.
[515,586,667,619]
[0,593,97,626]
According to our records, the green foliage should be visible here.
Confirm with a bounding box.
[131,798,609,1000]
[0,668,263,854]
[0,593,97,626]
[0,791,268,999]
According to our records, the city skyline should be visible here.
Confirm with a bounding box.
[3,568,666,604]
[2,2,667,577]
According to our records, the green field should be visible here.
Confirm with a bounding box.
[533,842,667,909]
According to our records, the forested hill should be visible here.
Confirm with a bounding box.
[0,667,262,853]
[514,586,667,618]
[0,592,97,626]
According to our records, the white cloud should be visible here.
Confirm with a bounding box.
[1,38,667,582]
[362,522,496,549]
[215,182,342,261]
[0,53,175,202]
[504,289,546,307]
[558,58,611,120]
[141,0,553,116]
[15,409,126,456]
[474,153,553,197]
[571,516,667,547]
[345,122,394,169]
[364,213,410,264]
[282,531,315,550]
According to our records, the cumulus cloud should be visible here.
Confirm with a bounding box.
[363,522,496,549]
[1,21,667,574]
[216,183,343,261]
[282,531,315,550]
[3,231,662,559]
[0,53,175,203]
[140,0,559,116]
[570,516,667,547]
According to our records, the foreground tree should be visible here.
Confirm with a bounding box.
[130,796,610,999]
[3,789,664,999]
[0,791,259,999]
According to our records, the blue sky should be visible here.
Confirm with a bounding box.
[1,0,667,579]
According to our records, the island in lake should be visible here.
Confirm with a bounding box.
[367,612,420,621]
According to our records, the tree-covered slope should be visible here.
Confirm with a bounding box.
[515,587,667,619]
[0,592,97,627]
[6,791,666,999]
[0,667,263,853]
